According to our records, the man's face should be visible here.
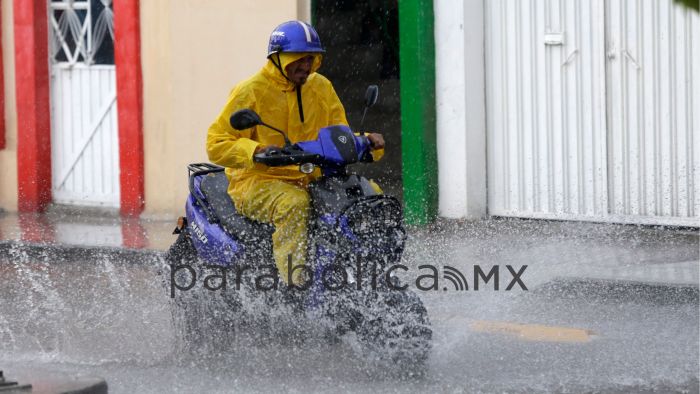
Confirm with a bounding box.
[285,55,314,85]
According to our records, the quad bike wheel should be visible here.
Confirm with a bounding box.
[165,229,240,357]
[353,288,432,375]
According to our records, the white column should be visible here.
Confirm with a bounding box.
[435,0,486,218]
[296,0,311,23]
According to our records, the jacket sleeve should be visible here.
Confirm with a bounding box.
[206,86,261,169]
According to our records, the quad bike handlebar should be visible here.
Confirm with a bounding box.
[252,133,373,168]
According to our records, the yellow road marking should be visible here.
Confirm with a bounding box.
[470,320,596,343]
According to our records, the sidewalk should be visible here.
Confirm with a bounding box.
[0,207,176,251]
[0,208,698,291]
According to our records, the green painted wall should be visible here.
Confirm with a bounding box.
[399,0,437,225]
[313,0,438,225]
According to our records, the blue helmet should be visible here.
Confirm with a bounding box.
[267,21,325,57]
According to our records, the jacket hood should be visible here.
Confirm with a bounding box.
[263,52,322,91]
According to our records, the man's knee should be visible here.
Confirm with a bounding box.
[274,188,310,223]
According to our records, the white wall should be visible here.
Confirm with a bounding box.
[434,0,486,219]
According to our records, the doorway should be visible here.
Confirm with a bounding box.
[313,0,402,197]
[49,0,120,207]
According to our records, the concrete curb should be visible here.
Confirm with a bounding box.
[537,276,699,304]
[0,369,107,394]
[0,240,164,265]
[36,378,108,394]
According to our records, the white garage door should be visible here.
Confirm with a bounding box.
[486,0,699,226]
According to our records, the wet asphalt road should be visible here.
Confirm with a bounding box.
[0,219,698,393]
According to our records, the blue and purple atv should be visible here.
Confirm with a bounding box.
[165,86,431,369]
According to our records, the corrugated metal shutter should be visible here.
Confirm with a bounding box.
[486,0,699,226]
[606,0,699,222]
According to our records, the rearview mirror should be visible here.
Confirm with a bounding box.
[364,85,379,108]
[230,109,262,130]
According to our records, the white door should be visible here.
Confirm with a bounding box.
[49,0,120,207]
[486,0,700,226]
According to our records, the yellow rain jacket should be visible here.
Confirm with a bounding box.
[208,53,346,185]
[207,53,382,284]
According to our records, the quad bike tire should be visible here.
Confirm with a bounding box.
[353,288,432,375]
[165,229,241,357]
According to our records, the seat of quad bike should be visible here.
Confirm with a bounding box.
[198,171,274,243]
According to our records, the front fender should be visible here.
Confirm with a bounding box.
[185,195,244,267]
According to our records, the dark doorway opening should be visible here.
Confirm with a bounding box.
[313,0,402,198]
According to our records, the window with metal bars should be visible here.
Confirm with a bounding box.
[49,0,114,65]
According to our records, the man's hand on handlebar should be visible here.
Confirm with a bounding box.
[366,133,385,150]
[254,144,282,155]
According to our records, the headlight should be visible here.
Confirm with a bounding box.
[299,163,315,174]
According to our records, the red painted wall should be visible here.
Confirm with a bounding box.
[13,0,145,214]
[0,5,5,150]
[13,0,51,211]
[114,0,145,216]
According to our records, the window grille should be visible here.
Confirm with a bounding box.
[49,0,115,65]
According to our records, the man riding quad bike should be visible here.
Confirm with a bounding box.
[166,21,431,371]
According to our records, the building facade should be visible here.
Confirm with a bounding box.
[0,0,698,227]
[0,0,308,218]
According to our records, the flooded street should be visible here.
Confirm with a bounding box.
[2,0,698,391]
[1,220,698,393]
